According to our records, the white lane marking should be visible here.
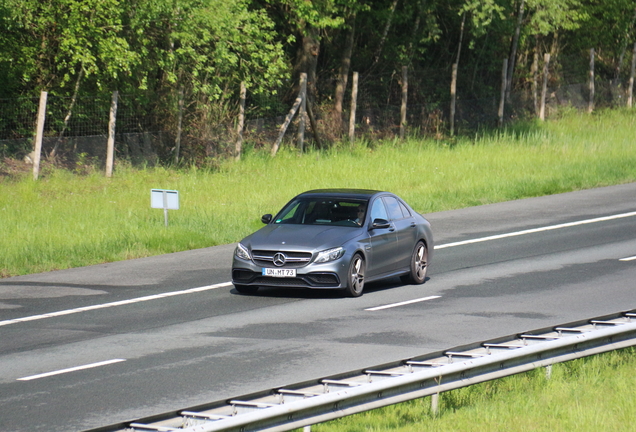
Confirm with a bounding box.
[619,255,636,261]
[365,296,441,311]
[17,358,126,381]
[0,282,233,327]
[6,212,636,326]
[435,211,636,249]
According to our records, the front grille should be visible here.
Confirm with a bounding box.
[232,269,340,288]
[254,277,310,287]
[252,250,312,268]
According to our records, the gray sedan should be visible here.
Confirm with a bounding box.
[231,189,433,297]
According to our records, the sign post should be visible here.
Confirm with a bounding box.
[151,189,179,226]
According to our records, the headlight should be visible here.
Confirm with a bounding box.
[314,247,345,264]
[235,243,251,261]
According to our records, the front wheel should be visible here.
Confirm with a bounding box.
[234,284,259,294]
[401,241,428,285]
[345,254,365,297]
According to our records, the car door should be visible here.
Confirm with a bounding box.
[382,196,418,270]
[365,196,398,277]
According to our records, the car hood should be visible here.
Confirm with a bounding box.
[242,224,362,252]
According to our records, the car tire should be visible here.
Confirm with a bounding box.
[401,241,428,285]
[234,284,259,294]
[345,253,365,297]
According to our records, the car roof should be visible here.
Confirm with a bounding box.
[297,189,386,200]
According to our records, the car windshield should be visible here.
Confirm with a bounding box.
[273,198,368,227]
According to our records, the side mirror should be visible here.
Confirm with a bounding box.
[261,214,273,224]
[370,218,390,230]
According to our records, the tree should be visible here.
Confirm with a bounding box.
[0,0,136,95]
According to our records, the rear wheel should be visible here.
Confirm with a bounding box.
[401,241,428,285]
[345,254,365,297]
[234,284,259,294]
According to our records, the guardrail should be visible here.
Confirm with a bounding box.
[89,310,636,432]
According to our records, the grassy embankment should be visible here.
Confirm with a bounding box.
[307,346,636,432]
[1,108,635,429]
[2,109,635,277]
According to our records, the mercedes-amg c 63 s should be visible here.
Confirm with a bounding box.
[232,189,433,297]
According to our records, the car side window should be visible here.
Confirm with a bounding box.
[383,196,405,220]
[370,198,389,221]
[398,200,411,218]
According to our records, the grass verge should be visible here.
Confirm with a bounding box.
[305,347,636,431]
[1,108,635,277]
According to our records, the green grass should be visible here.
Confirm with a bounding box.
[1,109,635,428]
[1,108,636,277]
[306,347,636,432]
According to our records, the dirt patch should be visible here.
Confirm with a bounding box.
[0,157,32,180]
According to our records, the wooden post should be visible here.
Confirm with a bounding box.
[32,91,47,181]
[532,47,539,115]
[235,81,246,160]
[450,63,458,135]
[271,73,306,156]
[297,73,307,152]
[539,54,550,121]
[588,48,595,113]
[400,66,408,140]
[628,42,636,108]
[174,86,184,164]
[348,71,359,144]
[105,90,118,178]
[498,58,508,127]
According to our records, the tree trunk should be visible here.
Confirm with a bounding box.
[406,0,427,61]
[51,64,84,159]
[499,58,508,127]
[450,13,466,136]
[295,26,320,104]
[334,14,356,135]
[506,0,525,102]
[400,66,408,139]
[614,7,636,83]
[371,0,399,67]
[628,41,636,108]
[539,53,550,121]
[532,43,539,116]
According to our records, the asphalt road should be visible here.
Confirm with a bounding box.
[1,183,636,432]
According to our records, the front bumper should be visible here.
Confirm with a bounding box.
[232,268,342,289]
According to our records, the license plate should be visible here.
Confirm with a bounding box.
[262,268,296,277]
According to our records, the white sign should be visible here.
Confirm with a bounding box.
[151,189,179,210]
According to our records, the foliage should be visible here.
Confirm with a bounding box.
[1,0,636,160]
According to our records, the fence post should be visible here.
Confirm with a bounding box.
[539,53,550,121]
[105,91,118,178]
[498,58,508,128]
[297,74,307,152]
[32,91,48,181]
[235,81,246,160]
[348,71,359,144]
[400,66,408,140]
[588,48,595,113]
[628,42,636,108]
[174,86,184,164]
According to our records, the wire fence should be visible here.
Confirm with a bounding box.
[0,73,630,167]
